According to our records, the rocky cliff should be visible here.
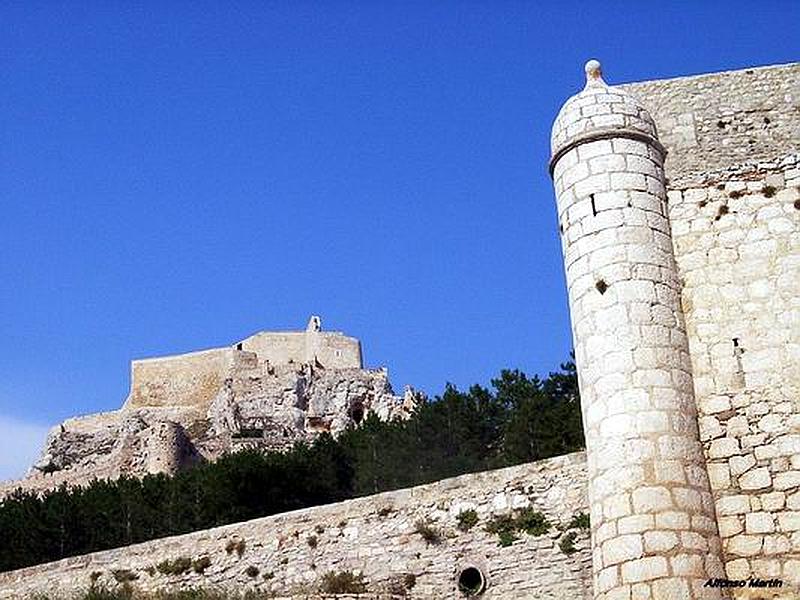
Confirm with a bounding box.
[1,319,416,497]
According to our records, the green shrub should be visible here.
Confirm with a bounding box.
[484,513,515,536]
[156,557,192,576]
[497,529,517,547]
[559,531,578,554]
[515,507,550,536]
[111,569,138,583]
[486,508,548,545]
[320,570,367,594]
[414,519,443,545]
[456,509,479,532]
[245,565,259,578]
[224,539,246,557]
[568,512,590,530]
[192,556,212,574]
[404,573,417,589]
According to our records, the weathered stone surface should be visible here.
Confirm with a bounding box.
[0,454,592,600]
[0,317,417,498]
[554,60,800,600]
[551,61,728,600]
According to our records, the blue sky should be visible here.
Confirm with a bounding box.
[1,1,798,480]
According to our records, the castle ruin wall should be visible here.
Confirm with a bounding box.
[125,323,363,412]
[126,347,235,411]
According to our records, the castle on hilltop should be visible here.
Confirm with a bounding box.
[1,316,415,497]
[125,315,364,412]
[1,61,798,600]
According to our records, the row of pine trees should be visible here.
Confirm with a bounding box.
[0,362,583,573]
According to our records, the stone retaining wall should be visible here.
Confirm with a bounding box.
[0,453,592,599]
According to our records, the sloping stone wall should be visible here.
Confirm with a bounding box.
[0,453,591,600]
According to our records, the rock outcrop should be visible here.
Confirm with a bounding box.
[2,317,416,497]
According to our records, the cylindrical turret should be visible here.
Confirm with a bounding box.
[549,61,727,600]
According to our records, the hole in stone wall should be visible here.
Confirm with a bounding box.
[763,186,777,198]
[595,279,608,295]
[590,194,597,217]
[764,116,771,124]
[717,120,727,129]
[732,338,746,388]
[232,428,264,439]
[714,204,729,221]
[350,402,365,424]
[457,567,486,596]
[794,199,800,211]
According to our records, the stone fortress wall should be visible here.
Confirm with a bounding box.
[620,63,800,187]
[0,454,592,600]
[126,316,363,411]
[626,64,800,596]
[549,62,799,599]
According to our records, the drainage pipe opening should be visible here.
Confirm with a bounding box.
[457,566,486,596]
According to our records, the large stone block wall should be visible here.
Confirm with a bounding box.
[239,332,308,366]
[668,154,800,595]
[621,62,800,188]
[241,331,363,370]
[126,329,363,412]
[0,454,592,600]
[617,63,800,596]
[126,348,235,410]
[313,333,363,370]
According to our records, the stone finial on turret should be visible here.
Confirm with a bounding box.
[584,59,606,88]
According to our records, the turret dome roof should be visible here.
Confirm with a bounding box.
[550,60,660,173]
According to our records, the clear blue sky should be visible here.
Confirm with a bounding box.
[1,1,797,479]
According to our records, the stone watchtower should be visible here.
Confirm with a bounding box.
[549,61,727,599]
